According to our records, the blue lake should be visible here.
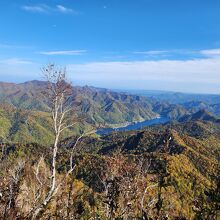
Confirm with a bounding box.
[96,117,169,135]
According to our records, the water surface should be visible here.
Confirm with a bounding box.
[96,117,169,135]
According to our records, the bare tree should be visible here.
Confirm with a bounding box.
[30,64,76,219]
[0,159,25,220]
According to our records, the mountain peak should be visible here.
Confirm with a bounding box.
[179,109,219,123]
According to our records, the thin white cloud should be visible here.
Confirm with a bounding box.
[0,56,220,93]
[0,43,32,50]
[68,58,220,84]
[200,49,220,57]
[134,50,169,55]
[21,5,49,13]
[22,4,78,15]
[39,50,86,55]
[133,49,199,57]
[56,5,78,14]
[0,58,33,65]
[0,62,39,82]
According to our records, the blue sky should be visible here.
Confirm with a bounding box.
[0,0,220,93]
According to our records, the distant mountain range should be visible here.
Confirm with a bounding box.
[2,80,220,119]
[0,80,191,125]
[119,89,220,104]
[1,80,220,144]
[0,80,157,124]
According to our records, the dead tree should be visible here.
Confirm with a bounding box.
[0,160,25,219]
[30,64,76,219]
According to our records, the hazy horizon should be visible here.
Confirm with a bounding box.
[1,78,220,95]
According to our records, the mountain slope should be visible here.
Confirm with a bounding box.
[0,115,219,219]
[0,104,77,145]
[6,119,219,218]
[1,80,201,126]
[179,109,220,123]
[0,81,160,126]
